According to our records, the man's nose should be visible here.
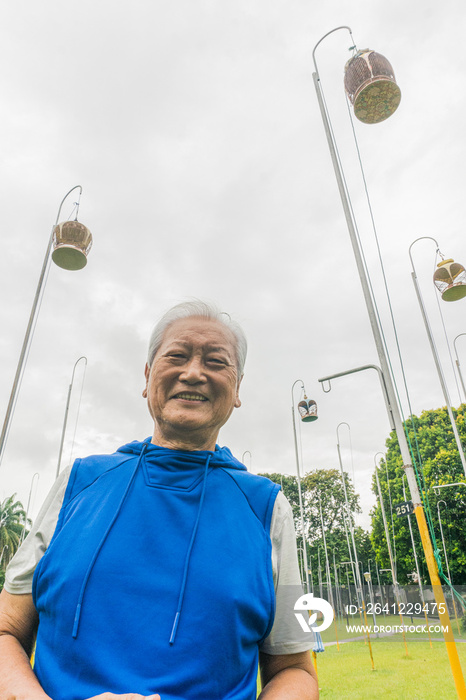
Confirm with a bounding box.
[180,356,205,382]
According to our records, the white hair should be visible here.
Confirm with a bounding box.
[147,300,247,376]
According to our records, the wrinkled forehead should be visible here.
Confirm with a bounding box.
[159,316,237,357]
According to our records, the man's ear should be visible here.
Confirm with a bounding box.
[235,374,243,408]
[142,363,150,398]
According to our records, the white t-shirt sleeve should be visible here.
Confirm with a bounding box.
[4,466,71,594]
[260,490,315,654]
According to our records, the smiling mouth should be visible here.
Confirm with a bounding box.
[173,393,208,402]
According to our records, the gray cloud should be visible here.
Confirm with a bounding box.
[1,0,465,533]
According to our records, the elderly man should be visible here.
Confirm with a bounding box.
[0,301,319,700]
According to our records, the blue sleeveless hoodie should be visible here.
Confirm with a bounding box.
[32,438,280,700]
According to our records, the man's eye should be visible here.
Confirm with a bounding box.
[208,357,226,365]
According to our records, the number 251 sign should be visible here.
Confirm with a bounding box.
[395,500,414,518]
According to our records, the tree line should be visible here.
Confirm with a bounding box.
[371,404,466,586]
[261,403,466,588]
[0,495,30,589]
[1,404,465,591]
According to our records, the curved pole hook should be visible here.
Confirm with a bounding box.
[312,26,355,76]
[408,235,441,274]
[321,379,332,393]
[336,421,350,444]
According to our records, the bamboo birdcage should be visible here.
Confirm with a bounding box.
[433,258,466,301]
[344,49,401,124]
[52,220,93,270]
[297,397,318,423]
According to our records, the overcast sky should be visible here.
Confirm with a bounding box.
[1,0,465,532]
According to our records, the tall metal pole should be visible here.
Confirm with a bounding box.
[374,559,386,620]
[313,30,465,696]
[343,562,352,602]
[368,558,383,614]
[436,499,461,635]
[317,546,323,599]
[409,238,466,477]
[337,421,355,488]
[297,547,305,585]
[336,422,353,508]
[373,454,387,609]
[374,471,403,594]
[20,471,39,544]
[0,186,83,469]
[364,571,378,635]
[375,560,381,592]
[333,550,342,618]
[241,450,252,471]
[56,356,87,478]
[437,500,452,583]
[402,473,432,646]
[340,506,357,599]
[336,423,364,609]
[402,474,425,599]
[384,457,397,580]
[318,491,334,609]
[453,334,466,404]
[291,379,311,593]
[375,464,408,656]
[341,508,363,609]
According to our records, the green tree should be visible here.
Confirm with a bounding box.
[370,404,466,585]
[301,469,361,541]
[0,494,29,573]
[260,469,374,587]
[260,473,301,523]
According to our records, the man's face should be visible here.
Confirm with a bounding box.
[143,316,242,450]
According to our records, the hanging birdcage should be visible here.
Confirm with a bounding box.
[433,258,466,301]
[51,220,93,270]
[344,49,401,124]
[297,397,318,423]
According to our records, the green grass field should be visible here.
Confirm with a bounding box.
[315,639,466,699]
[257,617,466,698]
[321,613,464,644]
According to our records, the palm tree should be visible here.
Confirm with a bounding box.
[0,494,30,570]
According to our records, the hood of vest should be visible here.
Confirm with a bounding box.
[119,437,247,478]
[72,438,248,644]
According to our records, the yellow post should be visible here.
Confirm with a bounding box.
[332,608,340,651]
[312,651,318,676]
[424,608,433,649]
[395,601,409,656]
[358,608,367,645]
[415,506,466,699]
[361,600,375,670]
